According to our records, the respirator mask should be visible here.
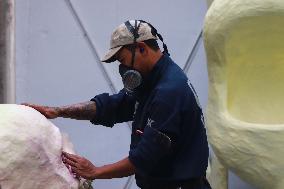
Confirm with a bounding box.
[119,20,170,95]
[119,64,142,94]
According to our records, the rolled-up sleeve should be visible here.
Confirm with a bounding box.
[90,90,136,127]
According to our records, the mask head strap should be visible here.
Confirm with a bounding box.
[138,20,170,56]
[124,20,142,67]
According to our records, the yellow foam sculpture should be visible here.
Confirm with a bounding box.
[204,0,284,188]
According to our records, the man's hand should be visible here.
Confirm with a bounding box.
[62,152,136,180]
[62,151,96,180]
[22,103,59,119]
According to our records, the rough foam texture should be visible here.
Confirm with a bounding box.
[204,0,284,188]
[0,104,80,189]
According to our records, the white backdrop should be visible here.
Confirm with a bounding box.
[16,0,256,188]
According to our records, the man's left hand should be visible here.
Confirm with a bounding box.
[62,151,96,180]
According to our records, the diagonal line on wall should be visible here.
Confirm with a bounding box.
[64,1,135,188]
[183,30,203,73]
[123,175,135,189]
[64,0,133,127]
[64,0,116,94]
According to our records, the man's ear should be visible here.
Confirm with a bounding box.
[137,42,148,56]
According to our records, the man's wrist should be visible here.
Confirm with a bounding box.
[90,158,135,179]
[54,102,96,120]
[92,166,103,179]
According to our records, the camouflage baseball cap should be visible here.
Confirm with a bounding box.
[101,20,158,63]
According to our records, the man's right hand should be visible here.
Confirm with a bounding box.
[21,103,59,119]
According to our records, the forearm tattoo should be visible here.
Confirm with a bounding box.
[57,101,96,120]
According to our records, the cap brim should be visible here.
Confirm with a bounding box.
[101,46,123,63]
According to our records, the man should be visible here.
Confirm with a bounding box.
[24,20,211,189]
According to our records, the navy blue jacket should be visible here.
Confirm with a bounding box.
[90,55,209,187]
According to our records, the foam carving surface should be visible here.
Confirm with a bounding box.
[0,104,79,189]
[204,0,284,188]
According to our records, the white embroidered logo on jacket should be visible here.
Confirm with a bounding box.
[146,118,155,127]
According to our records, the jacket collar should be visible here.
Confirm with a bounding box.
[143,54,171,90]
